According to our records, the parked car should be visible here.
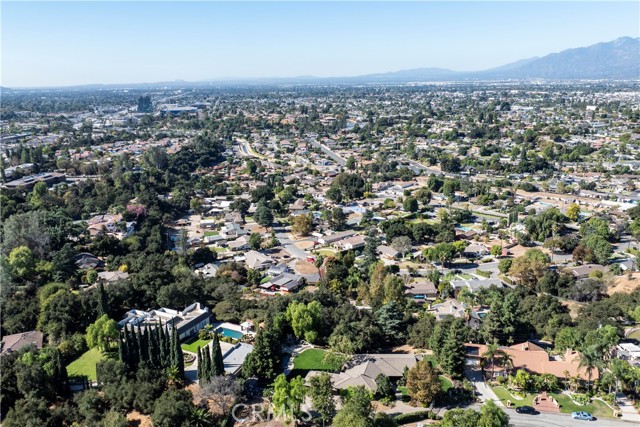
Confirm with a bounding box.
[515,406,538,415]
[571,412,594,421]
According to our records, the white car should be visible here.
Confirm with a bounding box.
[571,411,594,421]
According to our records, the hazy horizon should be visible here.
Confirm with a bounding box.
[2,1,639,88]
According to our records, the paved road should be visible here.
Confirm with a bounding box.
[307,139,346,166]
[505,410,634,427]
[274,228,312,260]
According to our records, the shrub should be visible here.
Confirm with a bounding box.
[574,394,590,405]
[394,411,441,424]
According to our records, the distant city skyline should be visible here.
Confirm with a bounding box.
[2,1,639,87]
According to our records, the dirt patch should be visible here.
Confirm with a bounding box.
[247,223,268,234]
[561,300,587,320]
[391,345,433,355]
[294,260,319,275]
[127,410,152,427]
[506,244,530,258]
[295,240,316,250]
[608,272,640,295]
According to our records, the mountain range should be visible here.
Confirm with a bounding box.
[310,36,640,83]
[4,37,639,90]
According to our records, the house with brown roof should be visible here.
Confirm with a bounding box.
[1,331,44,355]
[465,341,599,381]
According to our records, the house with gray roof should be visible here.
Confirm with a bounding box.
[306,353,419,391]
[1,331,44,356]
[118,302,212,341]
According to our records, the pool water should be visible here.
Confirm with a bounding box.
[217,327,244,340]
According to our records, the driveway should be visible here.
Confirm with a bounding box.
[465,368,503,406]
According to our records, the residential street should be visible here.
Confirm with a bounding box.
[505,410,635,427]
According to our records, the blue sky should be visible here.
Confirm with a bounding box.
[2,1,638,87]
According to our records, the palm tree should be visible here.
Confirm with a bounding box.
[482,343,511,380]
[578,348,602,394]
[166,365,182,388]
[190,407,214,427]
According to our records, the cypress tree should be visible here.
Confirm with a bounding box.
[128,327,139,368]
[167,327,173,367]
[211,334,225,376]
[196,347,203,382]
[118,331,126,364]
[96,283,110,317]
[158,325,167,367]
[172,328,184,377]
[201,347,212,383]
[145,325,153,367]
[51,349,69,395]
[137,327,146,365]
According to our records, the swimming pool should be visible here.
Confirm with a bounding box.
[216,327,244,340]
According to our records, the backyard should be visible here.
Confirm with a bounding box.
[66,347,115,381]
[490,385,614,418]
[289,348,333,378]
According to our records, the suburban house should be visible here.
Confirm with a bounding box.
[228,235,249,251]
[465,341,600,381]
[570,264,607,279]
[450,277,505,293]
[118,302,212,341]
[87,214,135,240]
[318,231,356,245]
[333,234,366,251]
[1,331,44,356]
[97,271,130,284]
[219,222,247,240]
[377,245,399,260]
[260,272,305,293]
[404,280,438,300]
[245,250,275,270]
[195,263,220,278]
[463,243,489,258]
[615,343,640,366]
[306,354,419,390]
[267,263,290,277]
[75,253,104,270]
[427,299,486,330]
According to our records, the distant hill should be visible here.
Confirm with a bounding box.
[481,37,640,80]
[4,37,639,90]
[330,37,640,83]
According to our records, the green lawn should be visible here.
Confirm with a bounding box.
[211,246,227,253]
[552,393,613,418]
[491,386,613,418]
[289,348,332,379]
[491,386,534,407]
[66,347,113,381]
[204,230,219,237]
[181,338,211,353]
[440,376,453,392]
[293,349,331,370]
[626,329,640,340]
[457,273,474,280]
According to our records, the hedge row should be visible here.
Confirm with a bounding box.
[394,410,441,424]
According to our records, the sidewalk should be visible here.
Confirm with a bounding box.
[616,393,640,423]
